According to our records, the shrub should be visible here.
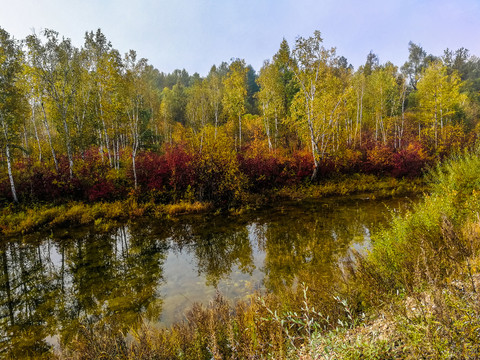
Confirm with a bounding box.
[163,145,196,194]
[334,148,364,174]
[391,142,429,178]
[364,146,394,175]
[134,151,170,192]
[290,150,313,183]
[193,129,247,205]
[238,151,286,191]
[355,149,480,301]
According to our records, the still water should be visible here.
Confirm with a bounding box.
[0,196,414,355]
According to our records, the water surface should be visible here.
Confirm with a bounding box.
[0,196,414,356]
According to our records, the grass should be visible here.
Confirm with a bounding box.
[0,198,214,237]
[301,149,480,358]
[277,173,426,200]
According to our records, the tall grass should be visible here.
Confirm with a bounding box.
[328,149,480,358]
[356,150,480,299]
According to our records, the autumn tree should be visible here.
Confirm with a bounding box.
[222,59,248,148]
[401,42,437,90]
[206,65,224,138]
[289,30,342,180]
[367,63,400,145]
[122,50,149,189]
[349,70,366,147]
[26,30,81,177]
[0,28,26,203]
[416,61,465,150]
[83,29,122,166]
[256,60,284,150]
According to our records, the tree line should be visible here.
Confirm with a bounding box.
[1,27,480,204]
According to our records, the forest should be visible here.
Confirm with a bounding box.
[1,27,480,206]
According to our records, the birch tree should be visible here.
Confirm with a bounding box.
[417,61,465,150]
[256,60,284,151]
[206,65,224,138]
[0,28,26,203]
[26,30,80,177]
[222,59,247,148]
[289,30,338,180]
[122,50,149,189]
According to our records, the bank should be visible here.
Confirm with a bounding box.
[1,173,425,237]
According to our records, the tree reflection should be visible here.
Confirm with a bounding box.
[0,240,59,358]
[166,217,255,287]
[0,224,168,357]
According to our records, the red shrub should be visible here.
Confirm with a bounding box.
[86,180,116,202]
[238,149,316,191]
[163,145,196,192]
[289,151,314,182]
[134,151,170,191]
[391,143,429,178]
[129,146,195,200]
[364,146,395,175]
[239,153,285,191]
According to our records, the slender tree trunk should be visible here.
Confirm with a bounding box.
[99,98,112,167]
[359,87,363,147]
[274,107,278,150]
[128,104,140,189]
[262,103,272,151]
[61,110,74,178]
[31,103,42,162]
[61,244,65,292]
[440,107,444,144]
[112,136,117,169]
[116,137,120,170]
[132,150,137,189]
[214,108,218,139]
[238,113,242,149]
[5,141,18,203]
[308,119,320,181]
[355,93,360,148]
[22,119,29,159]
[399,85,406,149]
[41,102,58,171]
[98,128,104,160]
[434,92,438,150]
[1,117,18,203]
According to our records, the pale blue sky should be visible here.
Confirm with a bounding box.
[1,0,479,75]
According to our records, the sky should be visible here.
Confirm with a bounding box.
[1,0,479,76]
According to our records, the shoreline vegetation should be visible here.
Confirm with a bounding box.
[1,173,425,237]
[52,151,480,360]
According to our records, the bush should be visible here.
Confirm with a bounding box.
[364,146,394,175]
[391,142,429,178]
[355,149,480,300]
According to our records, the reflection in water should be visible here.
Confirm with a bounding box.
[0,196,413,357]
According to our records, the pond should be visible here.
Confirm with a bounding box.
[0,195,414,356]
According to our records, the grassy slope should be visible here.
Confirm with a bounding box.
[300,151,480,359]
